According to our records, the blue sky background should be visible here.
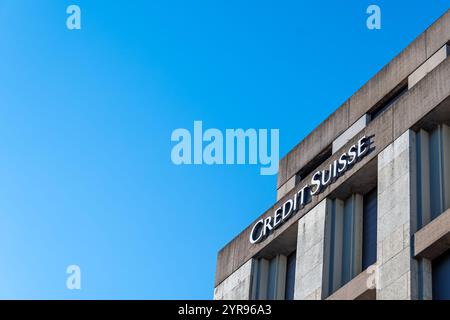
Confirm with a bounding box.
[0,1,447,299]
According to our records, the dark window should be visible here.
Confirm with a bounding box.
[341,196,355,285]
[362,188,378,270]
[326,198,338,297]
[295,145,332,184]
[429,127,445,220]
[253,255,294,300]
[432,250,450,299]
[325,189,377,298]
[285,251,296,300]
[415,125,450,227]
[370,83,408,120]
[325,195,362,296]
[267,257,277,300]
[253,260,262,299]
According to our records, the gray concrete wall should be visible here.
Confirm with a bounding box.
[376,130,418,300]
[294,199,328,300]
[214,259,253,300]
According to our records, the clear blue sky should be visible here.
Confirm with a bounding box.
[0,1,447,299]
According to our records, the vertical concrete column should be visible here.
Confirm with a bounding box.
[441,124,450,212]
[416,129,433,300]
[417,129,431,228]
[252,259,269,300]
[274,255,287,300]
[214,259,254,300]
[346,194,364,283]
[418,259,433,300]
[294,198,329,300]
[330,199,344,294]
[376,130,419,300]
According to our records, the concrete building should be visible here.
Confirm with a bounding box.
[214,10,450,300]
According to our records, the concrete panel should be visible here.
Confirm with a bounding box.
[421,259,433,300]
[294,199,328,300]
[408,45,449,89]
[376,130,418,300]
[332,115,370,154]
[214,259,253,300]
[276,175,296,201]
[378,271,409,300]
[381,226,406,263]
[277,157,288,189]
[414,207,450,260]
[326,267,375,300]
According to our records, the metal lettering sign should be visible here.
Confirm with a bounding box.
[249,136,370,244]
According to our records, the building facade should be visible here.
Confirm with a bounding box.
[214,10,450,300]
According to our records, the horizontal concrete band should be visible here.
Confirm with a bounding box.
[277,10,450,189]
[414,208,450,260]
[326,266,376,300]
[215,56,450,287]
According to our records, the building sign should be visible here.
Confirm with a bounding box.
[249,136,370,244]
